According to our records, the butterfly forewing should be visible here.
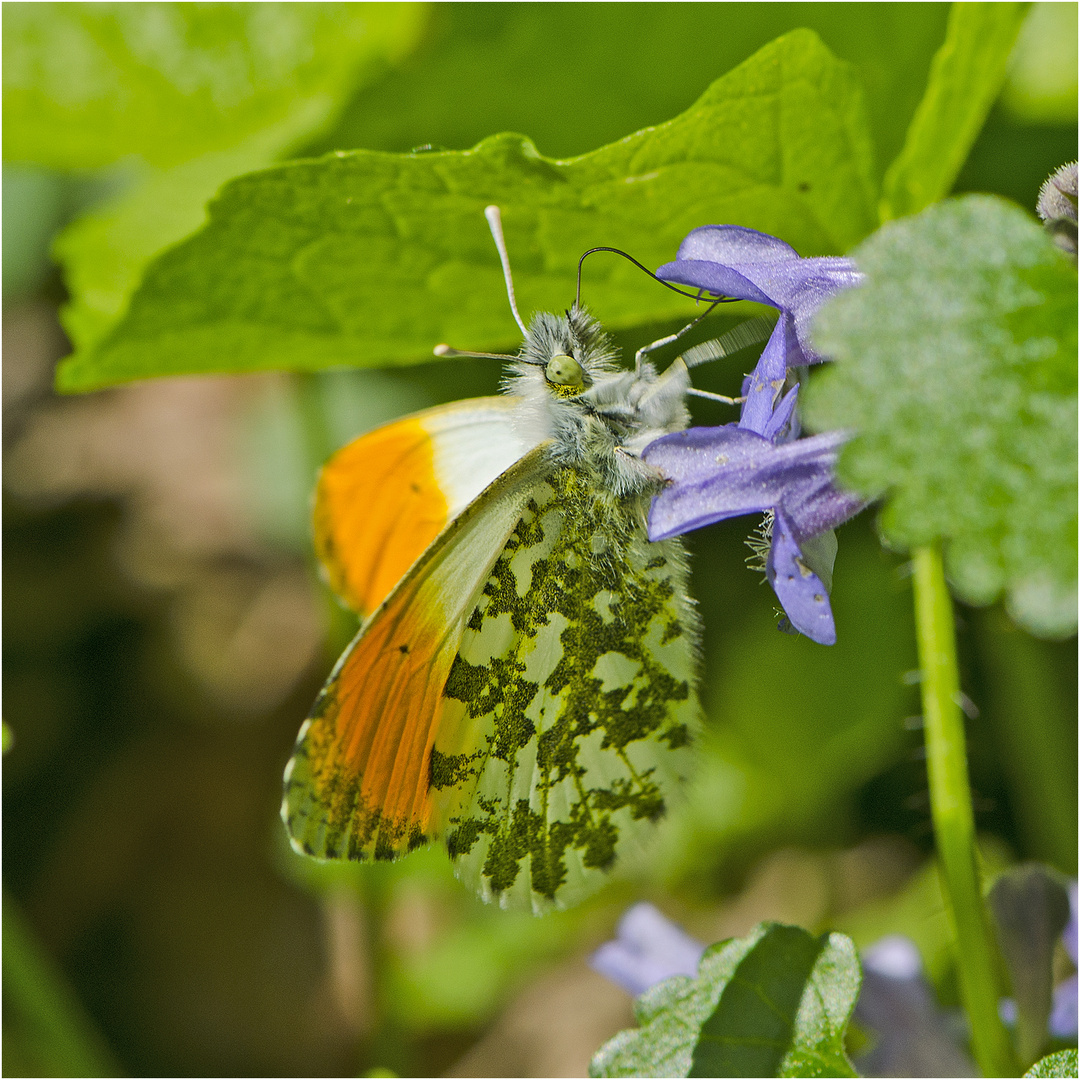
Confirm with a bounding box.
[427,464,701,911]
[314,397,531,615]
[283,445,553,861]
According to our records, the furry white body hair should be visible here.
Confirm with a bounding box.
[504,307,692,498]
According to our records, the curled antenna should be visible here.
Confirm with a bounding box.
[576,245,737,308]
[485,205,529,336]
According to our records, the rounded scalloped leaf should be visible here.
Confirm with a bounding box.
[806,194,1078,639]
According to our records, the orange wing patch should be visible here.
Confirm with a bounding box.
[291,588,458,858]
[315,417,448,616]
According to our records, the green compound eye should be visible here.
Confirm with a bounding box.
[545,353,584,387]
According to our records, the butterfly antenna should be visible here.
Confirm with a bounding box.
[576,246,737,308]
[485,205,529,337]
[433,344,520,361]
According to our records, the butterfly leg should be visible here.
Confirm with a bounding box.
[633,298,726,374]
[686,387,745,405]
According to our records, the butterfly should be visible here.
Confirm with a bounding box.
[281,207,767,912]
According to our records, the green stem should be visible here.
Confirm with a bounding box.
[911,546,1016,1077]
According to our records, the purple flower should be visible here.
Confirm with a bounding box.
[588,903,705,997]
[643,227,865,645]
[656,225,862,435]
[855,936,978,1077]
[646,426,862,645]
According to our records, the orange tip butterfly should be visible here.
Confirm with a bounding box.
[282,207,768,912]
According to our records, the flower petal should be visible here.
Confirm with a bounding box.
[588,902,704,997]
[739,318,792,436]
[645,426,781,540]
[767,509,836,645]
[762,383,800,443]
[644,427,863,543]
[1049,975,1078,1040]
[1065,881,1077,964]
[856,936,979,1077]
[675,224,801,265]
[655,224,862,366]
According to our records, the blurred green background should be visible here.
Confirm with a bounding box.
[3,4,1076,1076]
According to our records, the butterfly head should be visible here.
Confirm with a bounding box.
[515,305,621,401]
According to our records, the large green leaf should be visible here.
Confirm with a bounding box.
[53,126,307,353]
[590,923,860,1078]
[312,4,950,177]
[880,2,1028,220]
[806,195,1078,638]
[2,3,426,170]
[44,5,952,364]
[55,29,878,392]
[10,3,428,356]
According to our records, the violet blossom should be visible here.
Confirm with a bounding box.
[588,902,704,997]
[854,936,978,1077]
[643,225,865,645]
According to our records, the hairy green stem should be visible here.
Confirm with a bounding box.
[911,546,1016,1077]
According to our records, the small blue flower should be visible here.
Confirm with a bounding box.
[656,225,862,434]
[855,936,978,1077]
[645,225,864,644]
[646,426,863,644]
[588,903,704,997]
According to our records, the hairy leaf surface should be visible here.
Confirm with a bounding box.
[807,195,1078,638]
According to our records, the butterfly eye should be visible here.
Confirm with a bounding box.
[545,353,584,387]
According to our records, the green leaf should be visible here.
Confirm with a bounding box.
[54,126,311,353]
[590,924,860,1079]
[1026,1049,1080,1078]
[21,4,428,356]
[3,890,121,1077]
[880,2,1029,220]
[2,3,427,170]
[56,29,879,392]
[806,195,1078,639]
[312,4,950,180]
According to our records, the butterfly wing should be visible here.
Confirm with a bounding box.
[287,450,701,911]
[314,396,530,615]
[427,464,702,912]
[283,443,554,861]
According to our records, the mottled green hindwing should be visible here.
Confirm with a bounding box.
[428,464,702,911]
